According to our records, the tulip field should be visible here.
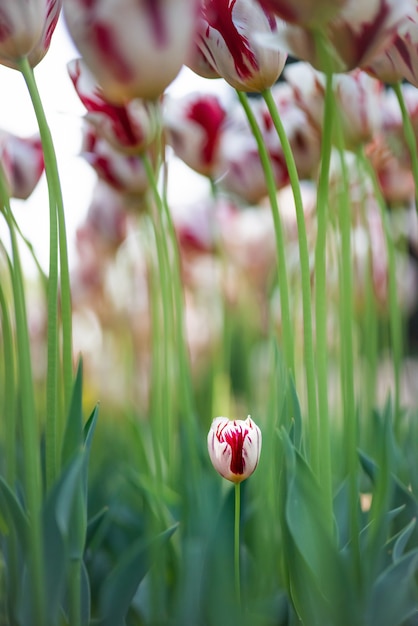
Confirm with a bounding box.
[2,1,418,625]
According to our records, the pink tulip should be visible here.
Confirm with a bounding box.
[0,0,61,68]
[190,0,287,92]
[207,416,262,483]
[381,84,418,168]
[68,58,159,154]
[0,131,44,199]
[81,123,150,196]
[163,91,227,177]
[63,0,198,103]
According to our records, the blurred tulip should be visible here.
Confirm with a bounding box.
[0,131,44,199]
[207,415,262,482]
[163,91,227,177]
[285,63,383,150]
[254,0,344,27]
[81,123,150,196]
[366,136,415,206]
[0,0,61,68]
[63,0,198,102]
[381,84,418,168]
[68,58,160,154]
[85,181,128,250]
[365,4,418,86]
[271,0,410,73]
[190,0,287,92]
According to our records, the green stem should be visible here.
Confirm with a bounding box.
[0,172,45,625]
[262,89,319,477]
[142,154,195,422]
[18,58,73,486]
[392,82,418,211]
[357,149,403,433]
[236,90,295,377]
[234,482,241,609]
[0,271,16,487]
[312,69,334,518]
[334,132,360,583]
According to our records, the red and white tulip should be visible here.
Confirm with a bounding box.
[190,0,287,92]
[207,416,262,483]
[0,0,62,68]
[63,0,198,102]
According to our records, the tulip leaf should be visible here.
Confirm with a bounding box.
[41,453,85,625]
[61,359,84,467]
[392,518,417,564]
[0,477,28,548]
[98,523,178,626]
[366,549,418,626]
[279,430,354,626]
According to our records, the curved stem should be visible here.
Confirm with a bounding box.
[18,58,73,485]
[0,171,45,625]
[357,149,403,432]
[236,90,295,377]
[392,82,418,211]
[262,89,319,476]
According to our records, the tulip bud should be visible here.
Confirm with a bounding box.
[207,416,262,483]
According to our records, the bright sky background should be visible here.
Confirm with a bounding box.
[0,14,232,275]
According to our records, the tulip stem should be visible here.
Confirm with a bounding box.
[236,90,295,377]
[262,88,319,479]
[18,57,74,487]
[392,82,418,212]
[0,168,45,625]
[234,481,241,609]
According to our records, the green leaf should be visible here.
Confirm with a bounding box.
[86,506,109,550]
[41,453,85,625]
[366,549,418,626]
[83,404,99,456]
[98,523,178,626]
[61,359,84,467]
[0,477,28,548]
[393,518,417,563]
[280,431,354,626]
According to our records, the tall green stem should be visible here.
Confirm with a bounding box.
[234,482,241,609]
[312,69,334,518]
[236,91,295,377]
[392,82,418,211]
[18,58,73,487]
[262,89,320,478]
[0,173,45,624]
[334,131,360,582]
[357,149,403,432]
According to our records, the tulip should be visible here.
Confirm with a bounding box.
[163,91,227,177]
[270,0,410,73]
[0,0,62,69]
[254,0,344,27]
[190,0,287,92]
[68,58,159,154]
[285,63,383,151]
[63,0,198,103]
[207,416,262,482]
[0,131,44,199]
[365,4,418,86]
[81,123,150,196]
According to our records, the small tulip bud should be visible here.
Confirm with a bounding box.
[207,416,262,483]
